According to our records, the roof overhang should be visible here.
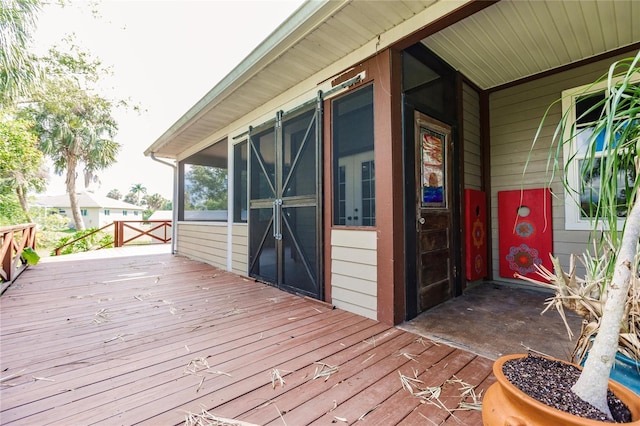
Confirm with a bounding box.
[145,0,640,159]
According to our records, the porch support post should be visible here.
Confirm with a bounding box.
[375,48,406,325]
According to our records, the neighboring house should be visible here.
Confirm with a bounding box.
[35,192,145,229]
[144,1,639,326]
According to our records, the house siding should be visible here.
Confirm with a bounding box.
[176,222,228,270]
[330,229,377,320]
[462,82,482,191]
[489,54,629,282]
[231,224,248,275]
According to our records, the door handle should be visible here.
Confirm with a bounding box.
[273,199,283,240]
[273,201,277,238]
[418,217,425,225]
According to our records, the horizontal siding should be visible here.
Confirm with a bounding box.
[331,246,377,266]
[176,223,228,270]
[462,82,482,191]
[331,259,377,282]
[232,224,248,275]
[489,54,629,283]
[330,229,377,320]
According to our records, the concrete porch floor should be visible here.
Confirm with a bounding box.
[399,281,584,362]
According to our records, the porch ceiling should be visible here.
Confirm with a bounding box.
[145,0,639,159]
[422,0,640,90]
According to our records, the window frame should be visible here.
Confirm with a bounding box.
[233,140,248,224]
[331,83,376,228]
[561,76,639,230]
[177,139,229,222]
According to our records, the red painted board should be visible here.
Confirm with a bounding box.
[465,189,487,281]
[498,188,553,281]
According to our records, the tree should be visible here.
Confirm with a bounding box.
[529,52,640,419]
[129,183,146,205]
[106,188,122,200]
[568,54,639,419]
[0,0,42,108]
[123,192,137,205]
[22,47,120,230]
[143,193,168,211]
[0,193,27,225]
[184,165,227,210]
[0,116,46,222]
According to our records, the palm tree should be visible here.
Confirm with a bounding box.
[528,52,639,419]
[0,0,42,108]
[24,48,120,230]
[129,183,147,205]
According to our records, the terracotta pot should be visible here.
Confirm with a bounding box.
[482,354,640,426]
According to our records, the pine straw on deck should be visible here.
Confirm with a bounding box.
[0,252,494,425]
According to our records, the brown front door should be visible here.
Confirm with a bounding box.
[414,111,454,312]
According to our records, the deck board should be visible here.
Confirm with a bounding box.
[0,251,494,425]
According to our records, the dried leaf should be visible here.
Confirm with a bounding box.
[271,369,285,389]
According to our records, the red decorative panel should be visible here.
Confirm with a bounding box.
[465,189,487,280]
[498,188,553,281]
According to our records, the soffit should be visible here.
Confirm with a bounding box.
[147,0,639,159]
[423,0,639,90]
[146,0,439,159]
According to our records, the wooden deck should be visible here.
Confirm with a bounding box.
[1,250,494,425]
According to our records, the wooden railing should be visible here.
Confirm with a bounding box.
[113,220,172,247]
[1,223,37,286]
[53,222,115,256]
[53,220,172,256]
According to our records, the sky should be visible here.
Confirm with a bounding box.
[32,0,306,200]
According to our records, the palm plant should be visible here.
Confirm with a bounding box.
[129,183,147,205]
[521,52,639,419]
[20,47,120,230]
[0,0,41,108]
[30,80,119,230]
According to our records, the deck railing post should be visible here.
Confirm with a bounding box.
[113,221,120,247]
[0,223,37,286]
[119,221,125,247]
[1,230,13,282]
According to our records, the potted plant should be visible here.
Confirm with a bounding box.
[483,52,640,424]
[515,241,640,394]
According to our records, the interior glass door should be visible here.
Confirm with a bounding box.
[336,151,375,226]
[248,103,322,298]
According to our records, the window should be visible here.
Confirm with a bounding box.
[104,209,110,216]
[332,84,375,226]
[123,210,128,216]
[81,209,88,216]
[562,79,638,230]
[179,139,229,221]
[233,141,248,223]
[134,211,139,216]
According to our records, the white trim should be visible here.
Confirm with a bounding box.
[177,221,228,226]
[561,75,639,230]
[227,138,234,271]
